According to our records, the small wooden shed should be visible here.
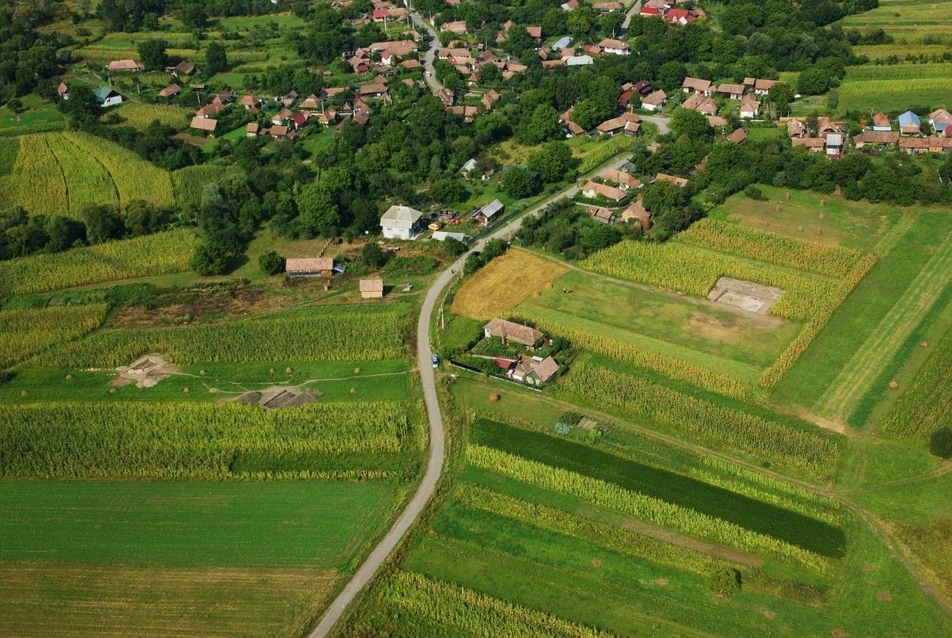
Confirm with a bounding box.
[359,278,384,298]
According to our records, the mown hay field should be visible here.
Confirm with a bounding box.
[452,248,567,320]
[0,562,336,638]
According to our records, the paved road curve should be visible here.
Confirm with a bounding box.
[307,151,638,637]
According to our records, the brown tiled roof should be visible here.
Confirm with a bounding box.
[286,257,334,273]
[359,278,384,292]
[484,318,542,346]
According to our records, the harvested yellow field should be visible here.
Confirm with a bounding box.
[452,248,567,320]
[0,562,337,638]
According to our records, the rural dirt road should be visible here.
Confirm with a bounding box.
[307,151,640,637]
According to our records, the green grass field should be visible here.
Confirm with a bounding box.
[0,359,411,404]
[0,563,337,638]
[772,211,952,412]
[708,184,900,253]
[516,270,799,369]
[840,0,952,44]
[835,66,952,112]
[0,480,396,637]
[0,480,395,567]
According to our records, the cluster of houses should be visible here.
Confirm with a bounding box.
[784,108,952,157]
[579,167,685,230]
[680,76,778,120]
[482,318,560,385]
[638,0,707,25]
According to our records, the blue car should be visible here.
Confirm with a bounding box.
[431,354,439,368]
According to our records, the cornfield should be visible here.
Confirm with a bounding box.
[0,134,67,216]
[117,103,192,130]
[0,401,415,479]
[455,483,737,577]
[559,361,843,482]
[0,229,200,296]
[46,132,119,217]
[27,304,410,367]
[467,445,832,573]
[382,570,613,638]
[63,131,174,209]
[678,218,862,279]
[760,254,878,389]
[582,240,837,322]
[0,304,108,367]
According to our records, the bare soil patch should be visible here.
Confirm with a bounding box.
[591,559,602,567]
[235,386,318,410]
[655,578,669,587]
[452,249,567,320]
[876,591,892,601]
[762,610,776,619]
[707,277,784,315]
[111,286,275,328]
[115,354,179,388]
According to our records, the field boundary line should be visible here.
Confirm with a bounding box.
[815,230,952,421]
[873,210,919,258]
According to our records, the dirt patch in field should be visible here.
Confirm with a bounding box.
[452,248,567,320]
[876,591,892,602]
[707,277,784,315]
[111,286,279,328]
[655,578,669,587]
[762,610,776,619]
[684,313,744,343]
[234,386,318,410]
[862,563,877,572]
[115,354,179,388]
[591,559,602,567]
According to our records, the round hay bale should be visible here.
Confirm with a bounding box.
[199,369,206,375]
[183,386,191,393]
[532,291,542,298]
[269,368,275,375]
[798,225,804,232]
[785,192,791,201]
[774,204,781,212]
[888,380,899,390]
[489,393,501,403]
[818,212,825,219]
[285,367,293,375]
[820,198,826,207]
[349,387,357,394]
[920,341,929,348]
[815,229,823,235]
[109,387,117,394]
[353,367,362,375]
[65,374,73,381]
[20,390,28,397]
[546,282,555,290]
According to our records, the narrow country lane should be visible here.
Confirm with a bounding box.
[407,10,444,94]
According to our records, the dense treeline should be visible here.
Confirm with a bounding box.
[0,0,73,102]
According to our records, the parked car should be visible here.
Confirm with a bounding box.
[431,354,440,368]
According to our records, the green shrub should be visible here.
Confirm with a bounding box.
[929,426,952,458]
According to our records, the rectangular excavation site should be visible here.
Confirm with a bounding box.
[707,277,784,315]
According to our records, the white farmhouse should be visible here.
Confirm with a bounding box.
[380,205,423,240]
